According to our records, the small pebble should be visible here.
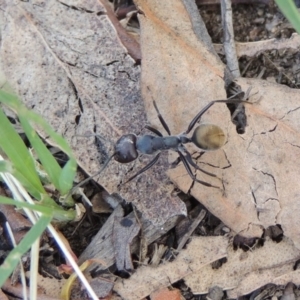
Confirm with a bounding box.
[207,286,223,300]
[257,8,264,17]
[253,18,265,25]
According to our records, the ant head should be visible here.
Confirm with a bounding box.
[114,134,138,163]
[191,124,226,150]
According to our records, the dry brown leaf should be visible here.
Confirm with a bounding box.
[0,0,186,225]
[150,287,182,300]
[185,237,300,297]
[135,0,226,135]
[2,0,299,261]
[88,277,114,299]
[168,77,300,247]
[113,215,140,271]
[132,0,300,245]
[133,0,261,238]
[0,201,31,244]
[131,0,237,226]
[272,269,300,287]
[227,264,296,298]
[78,205,124,271]
[33,273,67,299]
[2,277,65,300]
[78,204,181,273]
[113,236,228,300]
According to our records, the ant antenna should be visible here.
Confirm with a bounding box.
[65,153,115,200]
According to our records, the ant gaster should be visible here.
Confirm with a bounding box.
[113,98,243,187]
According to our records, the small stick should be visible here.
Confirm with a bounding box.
[221,0,240,78]
[176,209,207,251]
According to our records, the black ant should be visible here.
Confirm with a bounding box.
[72,94,248,193]
[114,98,241,187]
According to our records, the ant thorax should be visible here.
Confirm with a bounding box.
[137,135,181,155]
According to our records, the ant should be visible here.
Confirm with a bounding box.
[72,93,248,194]
[114,98,242,187]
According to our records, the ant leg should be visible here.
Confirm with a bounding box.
[227,87,253,134]
[153,101,171,135]
[145,125,163,137]
[146,86,171,135]
[186,98,248,134]
[177,151,220,189]
[65,153,115,199]
[227,86,253,120]
[177,146,216,178]
[227,84,246,100]
[122,153,160,184]
[243,86,252,100]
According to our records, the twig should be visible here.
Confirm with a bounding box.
[176,209,206,251]
[196,0,270,5]
[133,207,148,263]
[221,0,240,78]
[214,33,300,58]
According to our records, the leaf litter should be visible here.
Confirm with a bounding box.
[115,0,300,298]
[185,236,300,297]
[113,236,229,300]
[169,76,300,247]
[0,0,185,227]
[1,0,300,299]
[134,0,300,247]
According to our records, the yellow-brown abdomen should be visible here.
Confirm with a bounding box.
[191,124,226,150]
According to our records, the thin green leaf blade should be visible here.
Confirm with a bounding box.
[19,115,62,190]
[59,159,77,196]
[275,0,300,34]
[0,109,45,196]
[0,196,52,214]
[0,90,77,197]
[0,214,52,287]
[0,161,13,173]
[0,161,47,200]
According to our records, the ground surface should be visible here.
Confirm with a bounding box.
[2,1,299,299]
[64,2,300,299]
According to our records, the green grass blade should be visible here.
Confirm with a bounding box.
[275,0,300,34]
[0,160,48,200]
[19,115,62,191]
[0,195,76,221]
[23,109,77,196]
[0,196,53,214]
[0,161,13,173]
[0,109,45,198]
[40,195,76,221]
[0,214,52,287]
[59,159,77,196]
[0,90,77,197]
